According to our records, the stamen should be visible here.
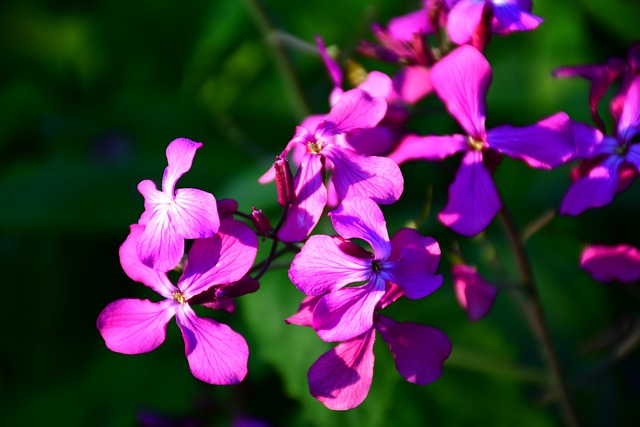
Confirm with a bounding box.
[172,292,187,304]
[468,136,485,151]
[308,141,323,154]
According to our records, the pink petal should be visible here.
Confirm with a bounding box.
[178,219,258,299]
[430,45,490,139]
[390,228,441,275]
[392,65,433,105]
[388,134,468,165]
[171,188,220,239]
[288,235,372,296]
[357,70,393,99]
[376,315,451,384]
[486,112,574,169]
[492,2,543,35]
[308,328,376,411]
[97,298,177,354]
[285,295,323,327]
[119,224,178,298]
[313,277,386,342]
[135,207,185,272]
[162,138,203,196]
[316,35,342,88]
[618,75,640,143]
[319,88,387,135]
[581,244,640,283]
[560,156,623,215]
[344,126,395,156]
[175,305,248,385]
[387,9,433,41]
[446,0,486,45]
[452,264,499,321]
[439,150,501,236]
[329,197,391,260]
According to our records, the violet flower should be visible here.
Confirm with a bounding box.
[288,196,442,342]
[581,244,640,284]
[452,264,498,321]
[136,138,220,272]
[97,219,257,384]
[389,45,574,236]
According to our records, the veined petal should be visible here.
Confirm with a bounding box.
[388,134,468,165]
[431,45,490,139]
[439,150,501,236]
[313,277,386,342]
[392,65,433,105]
[581,244,640,283]
[618,75,640,143]
[308,328,376,411]
[487,112,574,169]
[277,154,327,242]
[329,197,391,261]
[286,295,323,327]
[560,156,623,215]
[136,208,184,272]
[626,145,640,172]
[452,264,499,321]
[289,235,372,296]
[119,225,178,298]
[319,88,387,135]
[179,219,258,300]
[390,228,441,275]
[97,298,177,354]
[175,305,248,385]
[162,138,203,196]
[325,146,403,204]
[376,316,451,385]
[172,188,219,239]
[446,0,486,45]
[492,3,543,35]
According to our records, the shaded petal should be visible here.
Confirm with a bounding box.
[162,138,202,196]
[446,0,486,45]
[560,156,623,215]
[308,328,376,411]
[431,45,489,138]
[492,3,543,35]
[439,151,501,236]
[313,277,386,342]
[344,126,395,157]
[389,228,441,275]
[136,207,184,272]
[388,134,468,165]
[581,244,640,283]
[618,75,640,143]
[572,121,606,159]
[357,71,393,99]
[452,264,499,321]
[325,146,403,204]
[285,295,323,327]
[487,112,574,168]
[171,188,220,239]
[277,154,327,242]
[392,65,433,105]
[626,144,640,172]
[329,197,391,260]
[119,224,178,298]
[376,316,451,385]
[179,219,258,299]
[289,235,372,296]
[175,305,248,385]
[319,88,387,136]
[387,9,433,41]
[97,298,176,354]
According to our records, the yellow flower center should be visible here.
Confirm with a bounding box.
[308,141,323,154]
[172,292,187,304]
[468,136,485,151]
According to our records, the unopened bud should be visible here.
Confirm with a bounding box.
[274,156,295,206]
[251,207,273,236]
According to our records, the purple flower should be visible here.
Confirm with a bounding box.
[288,196,442,342]
[389,45,574,236]
[561,75,640,215]
[581,244,640,284]
[136,138,220,271]
[452,264,498,321]
[97,219,257,384]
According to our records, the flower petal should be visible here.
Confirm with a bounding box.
[430,45,490,138]
[387,9,433,41]
[285,295,323,327]
[162,138,203,196]
[344,126,395,157]
[316,35,342,88]
[175,305,248,385]
[492,2,543,35]
[308,328,376,411]
[446,0,486,45]
[171,188,220,239]
[376,315,451,385]
[452,264,499,321]
[357,71,393,99]
[581,244,640,283]
[388,134,468,165]
[560,156,623,215]
[439,150,501,236]
[392,65,433,105]
[97,298,177,354]
[389,228,441,275]
[136,207,185,272]
[618,75,640,143]
[319,88,387,135]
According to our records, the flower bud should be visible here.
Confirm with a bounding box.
[215,275,260,299]
[251,207,273,236]
[274,156,295,206]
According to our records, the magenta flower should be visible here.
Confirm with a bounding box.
[287,283,451,411]
[389,45,574,236]
[446,0,543,46]
[452,264,498,321]
[274,89,404,242]
[288,196,442,342]
[561,75,640,215]
[97,219,257,384]
[136,138,220,271]
[581,244,640,284]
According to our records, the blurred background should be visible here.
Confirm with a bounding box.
[1,0,639,425]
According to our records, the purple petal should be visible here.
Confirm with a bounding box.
[319,88,387,136]
[492,2,543,35]
[175,305,248,385]
[288,235,372,296]
[390,228,441,275]
[329,197,391,260]
[618,75,640,143]
[439,150,501,236]
[572,121,606,159]
[387,9,433,41]
[178,219,258,300]
[392,65,433,105]
[308,328,376,411]
[97,298,177,354]
[452,264,499,321]
[487,112,575,169]
[357,70,393,99]
[135,205,185,272]
[316,35,342,88]
[325,146,403,204]
[388,134,468,165]
[277,154,327,242]
[560,156,623,215]
[344,126,395,157]
[376,315,451,385]
[431,45,490,139]
[446,0,486,45]
[119,224,178,298]
[162,138,203,196]
[581,244,640,283]
[313,277,386,342]
[171,188,220,239]
[285,295,323,327]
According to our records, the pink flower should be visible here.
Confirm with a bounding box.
[136,138,220,271]
[97,219,257,384]
[581,244,640,283]
[452,264,498,321]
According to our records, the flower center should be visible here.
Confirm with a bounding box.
[467,136,485,151]
[615,143,629,156]
[172,292,187,304]
[372,260,382,273]
[308,140,323,154]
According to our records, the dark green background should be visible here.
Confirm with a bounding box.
[1,0,639,425]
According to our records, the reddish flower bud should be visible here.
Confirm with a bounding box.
[251,207,273,236]
[274,156,295,206]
